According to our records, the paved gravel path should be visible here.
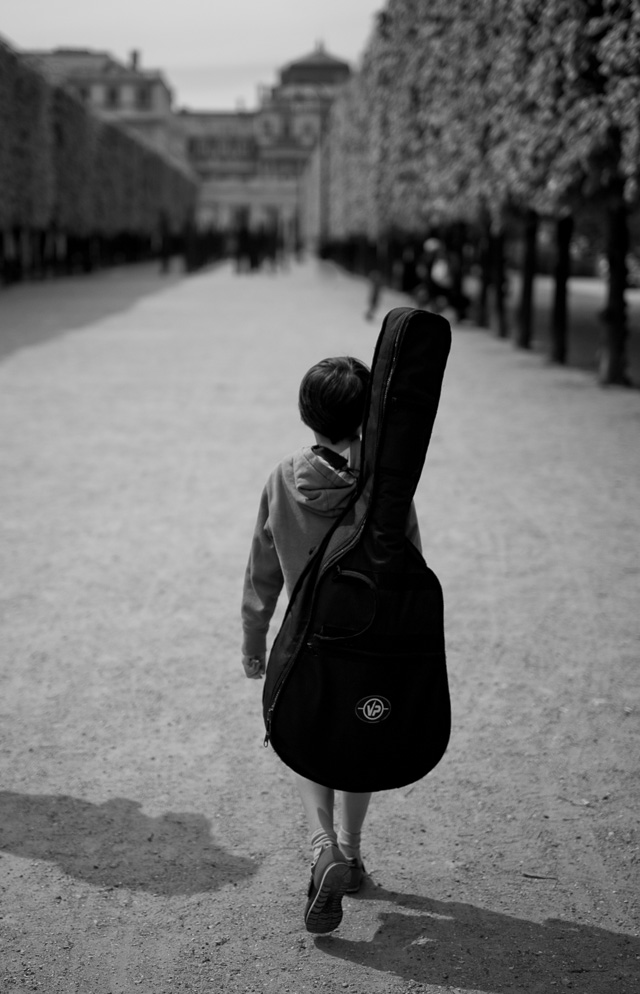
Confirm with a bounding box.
[1,260,638,993]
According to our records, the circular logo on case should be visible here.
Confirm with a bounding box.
[356,696,391,723]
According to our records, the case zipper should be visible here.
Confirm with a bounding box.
[263,636,317,747]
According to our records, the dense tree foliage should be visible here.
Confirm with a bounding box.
[314,0,640,383]
[0,40,196,246]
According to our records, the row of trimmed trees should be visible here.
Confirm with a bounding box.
[304,0,640,385]
[0,39,198,282]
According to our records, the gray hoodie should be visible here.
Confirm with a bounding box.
[241,445,421,657]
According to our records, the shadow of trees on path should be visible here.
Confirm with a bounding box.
[0,264,188,364]
[0,791,257,896]
[319,885,639,993]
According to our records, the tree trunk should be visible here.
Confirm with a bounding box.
[490,230,508,339]
[6,229,20,283]
[599,198,631,385]
[358,236,368,276]
[551,214,573,364]
[475,224,492,328]
[449,222,467,320]
[376,235,389,282]
[516,210,538,349]
[33,229,46,279]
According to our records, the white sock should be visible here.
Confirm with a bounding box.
[310,828,337,864]
[337,827,361,861]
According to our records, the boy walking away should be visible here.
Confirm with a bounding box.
[241,357,421,933]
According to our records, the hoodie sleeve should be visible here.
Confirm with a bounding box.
[241,485,284,657]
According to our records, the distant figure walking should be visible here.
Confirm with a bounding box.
[364,269,383,321]
[235,226,251,273]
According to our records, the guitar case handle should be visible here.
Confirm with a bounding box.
[314,567,378,642]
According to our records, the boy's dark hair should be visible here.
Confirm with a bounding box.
[298,356,370,444]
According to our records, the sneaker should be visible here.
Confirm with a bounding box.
[345,856,366,894]
[304,844,350,934]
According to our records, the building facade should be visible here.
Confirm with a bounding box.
[23,47,187,167]
[178,44,350,246]
[23,43,351,248]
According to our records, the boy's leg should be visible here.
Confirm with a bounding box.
[292,772,336,853]
[338,791,371,858]
[292,773,351,934]
[338,791,372,893]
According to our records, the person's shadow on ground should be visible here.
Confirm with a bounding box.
[0,791,258,896]
[318,885,639,993]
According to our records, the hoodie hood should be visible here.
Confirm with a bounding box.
[287,446,358,517]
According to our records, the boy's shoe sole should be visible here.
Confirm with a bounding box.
[304,845,351,934]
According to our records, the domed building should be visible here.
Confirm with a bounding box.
[278,43,351,89]
[179,43,351,249]
[22,42,350,253]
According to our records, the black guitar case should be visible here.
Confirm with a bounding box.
[262,306,452,792]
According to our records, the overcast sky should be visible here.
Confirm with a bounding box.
[2,0,383,109]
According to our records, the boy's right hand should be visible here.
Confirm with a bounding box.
[242,654,266,679]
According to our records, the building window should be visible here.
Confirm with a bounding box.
[106,86,120,109]
[136,85,152,110]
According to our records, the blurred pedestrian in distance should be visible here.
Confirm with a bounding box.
[235,225,251,273]
[365,269,383,321]
[159,211,172,275]
[431,246,453,294]
[413,238,469,319]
